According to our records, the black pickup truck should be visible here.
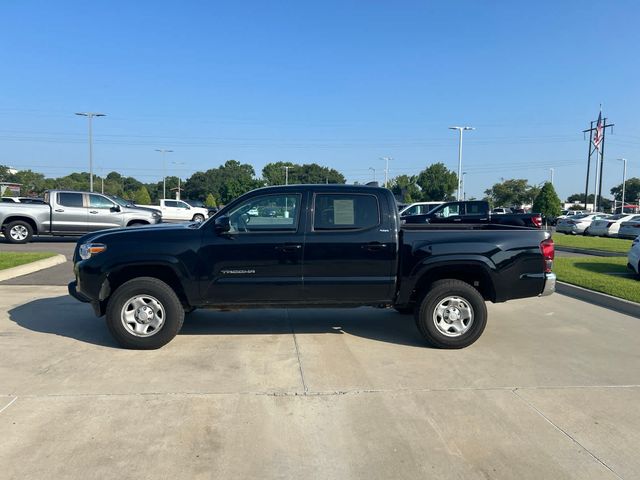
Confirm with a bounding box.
[69,185,555,350]
[403,200,542,228]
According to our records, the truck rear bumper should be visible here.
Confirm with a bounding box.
[540,273,556,296]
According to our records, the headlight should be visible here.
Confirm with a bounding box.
[79,243,107,260]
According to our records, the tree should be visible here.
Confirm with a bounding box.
[532,182,561,220]
[204,193,217,208]
[0,165,12,182]
[389,175,421,203]
[7,169,47,195]
[611,178,640,205]
[3,187,13,197]
[133,186,151,205]
[566,192,612,211]
[416,163,458,201]
[183,160,261,204]
[261,162,346,185]
[484,179,539,207]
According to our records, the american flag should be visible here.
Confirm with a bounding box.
[593,110,603,151]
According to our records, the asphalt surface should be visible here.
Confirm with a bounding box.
[1,234,639,478]
[1,292,640,478]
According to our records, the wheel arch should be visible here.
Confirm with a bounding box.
[2,215,38,234]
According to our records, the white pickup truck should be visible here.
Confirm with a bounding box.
[156,199,209,223]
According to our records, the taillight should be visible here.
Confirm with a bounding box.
[531,215,542,228]
[540,238,554,273]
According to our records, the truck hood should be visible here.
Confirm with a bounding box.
[77,221,201,245]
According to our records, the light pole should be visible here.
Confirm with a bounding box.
[380,157,392,188]
[618,158,627,213]
[550,168,554,186]
[155,149,174,199]
[75,112,106,192]
[462,172,467,200]
[172,161,185,200]
[369,167,376,182]
[449,126,474,200]
[284,166,293,185]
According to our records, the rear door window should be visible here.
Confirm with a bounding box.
[314,194,379,230]
[58,192,83,207]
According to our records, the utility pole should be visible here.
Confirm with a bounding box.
[618,158,627,213]
[75,112,106,192]
[583,115,614,212]
[449,126,474,200]
[369,167,376,182]
[155,149,174,199]
[549,168,554,186]
[380,157,392,188]
[172,161,185,200]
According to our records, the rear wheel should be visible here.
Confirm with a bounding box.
[4,220,34,244]
[105,277,184,349]
[192,214,205,222]
[414,279,487,349]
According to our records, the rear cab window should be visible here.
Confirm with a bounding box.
[313,193,380,230]
[58,192,84,207]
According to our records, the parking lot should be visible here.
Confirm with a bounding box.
[1,238,639,479]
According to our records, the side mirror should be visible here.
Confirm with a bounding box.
[214,215,231,234]
[111,205,121,212]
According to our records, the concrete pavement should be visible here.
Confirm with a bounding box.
[1,285,639,479]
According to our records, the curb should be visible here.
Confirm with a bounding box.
[556,281,640,319]
[0,254,67,282]
[555,246,626,257]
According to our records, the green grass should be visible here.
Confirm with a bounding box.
[0,252,57,270]
[554,257,640,303]
[552,233,632,253]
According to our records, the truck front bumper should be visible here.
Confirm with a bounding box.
[540,273,556,296]
[68,280,90,303]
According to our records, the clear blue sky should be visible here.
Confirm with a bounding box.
[1,0,639,201]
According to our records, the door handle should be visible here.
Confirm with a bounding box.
[89,210,99,214]
[54,209,64,212]
[362,242,387,251]
[453,218,462,222]
[276,244,302,253]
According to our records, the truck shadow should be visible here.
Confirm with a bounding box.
[9,296,427,349]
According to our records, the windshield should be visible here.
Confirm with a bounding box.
[109,195,133,207]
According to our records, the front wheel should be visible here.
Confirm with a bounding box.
[192,214,205,223]
[105,277,185,349]
[414,279,487,349]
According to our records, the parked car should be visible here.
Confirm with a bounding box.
[549,209,583,226]
[0,190,161,244]
[155,199,209,223]
[587,214,636,237]
[555,213,609,235]
[2,196,45,204]
[183,199,217,217]
[68,184,555,350]
[399,201,443,216]
[403,200,542,228]
[492,207,512,214]
[617,216,640,240]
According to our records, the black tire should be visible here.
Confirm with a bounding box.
[127,221,147,227]
[105,277,185,349]
[4,220,34,244]
[192,214,205,222]
[393,305,414,315]
[414,279,487,349]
